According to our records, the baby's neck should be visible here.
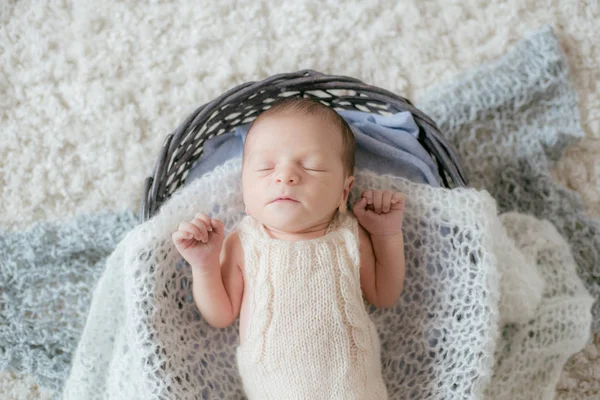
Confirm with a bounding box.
[262,217,334,242]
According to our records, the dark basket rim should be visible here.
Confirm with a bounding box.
[140,70,468,221]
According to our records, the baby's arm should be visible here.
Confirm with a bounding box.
[358,225,405,308]
[352,190,406,308]
[172,213,244,328]
[191,232,244,328]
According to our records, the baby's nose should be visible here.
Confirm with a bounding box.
[275,168,299,185]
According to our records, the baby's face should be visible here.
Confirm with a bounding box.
[242,111,353,234]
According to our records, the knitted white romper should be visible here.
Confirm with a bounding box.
[235,211,388,399]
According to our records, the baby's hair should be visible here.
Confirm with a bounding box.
[246,97,356,176]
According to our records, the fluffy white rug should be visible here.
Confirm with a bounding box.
[1,0,598,398]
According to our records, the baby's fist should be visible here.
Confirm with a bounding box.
[352,190,405,236]
[172,213,224,269]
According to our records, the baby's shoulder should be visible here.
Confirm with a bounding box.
[222,228,245,271]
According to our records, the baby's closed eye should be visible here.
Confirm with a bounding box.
[303,165,326,172]
[253,161,274,171]
[301,160,328,172]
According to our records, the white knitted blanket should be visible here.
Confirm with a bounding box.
[62,153,593,399]
[59,27,596,399]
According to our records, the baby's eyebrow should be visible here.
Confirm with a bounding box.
[305,151,327,158]
[303,153,330,162]
[245,150,330,164]
[244,152,265,163]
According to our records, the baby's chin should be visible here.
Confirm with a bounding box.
[250,209,330,235]
[257,214,310,233]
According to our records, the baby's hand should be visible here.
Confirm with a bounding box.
[172,213,225,270]
[352,190,406,236]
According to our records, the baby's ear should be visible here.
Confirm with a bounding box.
[343,175,355,201]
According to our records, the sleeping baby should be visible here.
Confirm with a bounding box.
[172,97,406,399]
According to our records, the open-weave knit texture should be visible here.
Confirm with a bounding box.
[64,158,501,399]
[0,211,139,389]
[60,153,593,399]
[417,25,600,332]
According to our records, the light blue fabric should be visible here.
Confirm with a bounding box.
[185,110,442,187]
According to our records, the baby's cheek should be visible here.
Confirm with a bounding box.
[312,183,341,207]
[242,183,261,210]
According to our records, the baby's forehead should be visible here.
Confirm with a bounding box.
[255,109,334,127]
[248,111,339,140]
[244,140,332,159]
[243,109,344,157]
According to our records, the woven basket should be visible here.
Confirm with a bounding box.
[141,70,468,220]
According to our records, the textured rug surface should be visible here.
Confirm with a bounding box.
[1,1,599,398]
